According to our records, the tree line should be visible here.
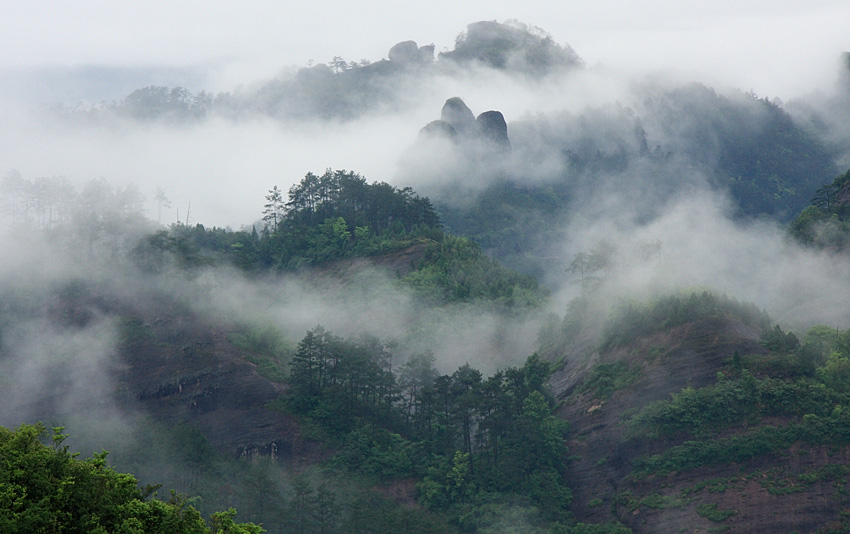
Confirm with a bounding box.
[266,169,440,234]
[281,326,574,529]
[128,169,544,309]
[131,169,443,273]
[0,171,149,258]
[259,169,441,269]
[789,168,850,249]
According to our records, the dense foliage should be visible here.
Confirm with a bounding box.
[403,234,543,306]
[438,20,582,75]
[278,169,440,233]
[438,181,563,278]
[600,291,771,350]
[132,169,441,273]
[789,168,850,249]
[627,323,850,491]
[0,423,262,534]
[261,169,440,270]
[279,326,582,531]
[645,86,835,220]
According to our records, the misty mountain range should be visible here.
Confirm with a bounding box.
[29,21,850,232]
[2,18,850,534]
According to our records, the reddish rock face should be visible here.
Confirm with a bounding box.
[37,283,321,464]
[549,315,850,533]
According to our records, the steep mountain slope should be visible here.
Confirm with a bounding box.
[3,20,850,531]
[546,294,850,533]
[790,168,850,251]
[0,221,546,475]
[41,279,314,462]
[432,89,838,277]
[117,303,304,459]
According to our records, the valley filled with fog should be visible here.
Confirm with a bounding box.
[2,8,850,533]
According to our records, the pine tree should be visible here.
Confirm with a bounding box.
[263,186,285,232]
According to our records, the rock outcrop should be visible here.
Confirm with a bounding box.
[113,300,316,463]
[388,40,420,63]
[418,97,511,154]
[387,40,435,65]
[440,97,476,136]
[475,110,510,149]
[418,44,435,63]
[419,119,456,139]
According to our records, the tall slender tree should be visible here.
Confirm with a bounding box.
[263,186,285,232]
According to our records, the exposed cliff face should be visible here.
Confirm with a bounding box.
[117,304,307,460]
[0,273,317,470]
[550,316,850,533]
[48,286,318,463]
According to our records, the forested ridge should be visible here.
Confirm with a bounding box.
[282,331,572,526]
[10,283,850,532]
[538,276,850,532]
[439,87,838,276]
[0,172,567,533]
[790,168,850,250]
[128,169,544,308]
[4,162,850,532]
[4,17,850,534]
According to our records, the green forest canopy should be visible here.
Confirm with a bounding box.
[0,423,263,534]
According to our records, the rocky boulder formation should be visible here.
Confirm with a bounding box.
[419,119,456,139]
[475,110,510,149]
[418,44,435,63]
[387,40,435,65]
[388,40,420,63]
[418,97,511,153]
[405,97,511,189]
[440,97,476,136]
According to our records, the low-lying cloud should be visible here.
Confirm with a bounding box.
[550,188,850,330]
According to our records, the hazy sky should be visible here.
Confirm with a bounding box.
[1,1,848,228]
[2,1,848,99]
